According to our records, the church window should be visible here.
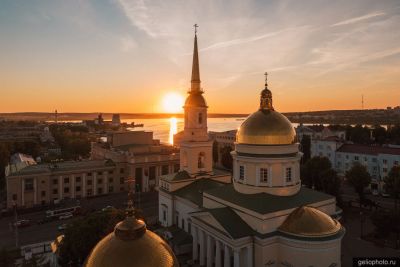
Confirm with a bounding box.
[239,165,245,180]
[260,168,268,183]
[285,167,292,183]
[163,210,166,221]
[198,152,205,169]
[198,112,203,124]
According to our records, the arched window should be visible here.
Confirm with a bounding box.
[198,112,203,124]
[183,151,188,167]
[198,152,205,169]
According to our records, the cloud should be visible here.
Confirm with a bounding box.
[331,11,385,27]
[120,35,137,52]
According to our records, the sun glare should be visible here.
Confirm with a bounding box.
[162,92,184,113]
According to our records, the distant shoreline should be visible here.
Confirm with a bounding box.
[0,108,399,125]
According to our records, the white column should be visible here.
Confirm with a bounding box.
[224,244,230,267]
[192,226,199,261]
[21,179,25,206]
[71,175,75,198]
[215,240,221,267]
[247,245,253,267]
[234,248,240,267]
[93,173,97,195]
[82,174,86,197]
[33,178,37,205]
[206,235,213,267]
[58,176,62,200]
[199,230,206,266]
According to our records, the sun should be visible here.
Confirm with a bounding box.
[162,92,184,113]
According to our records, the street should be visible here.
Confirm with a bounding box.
[0,191,159,248]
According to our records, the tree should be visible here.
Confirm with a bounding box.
[220,146,233,170]
[58,210,125,266]
[0,247,14,267]
[372,125,387,145]
[346,162,371,202]
[301,156,341,200]
[384,166,400,248]
[212,141,219,164]
[300,135,311,164]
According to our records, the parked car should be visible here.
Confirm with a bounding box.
[102,206,115,212]
[59,213,73,220]
[14,219,31,228]
[58,224,67,231]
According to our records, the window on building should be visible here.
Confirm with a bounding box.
[64,187,69,193]
[239,166,245,180]
[260,168,268,183]
[383,168,388,173]
[97,188,103,195]
[75,177,81,183]
[24,179,34,191]
[162,165,169,175]
[364,157,367,162]
[97,178,103,184]
[87,189,92,196]
[97,171,103,175]
[108,186,114,193]
[354,156,359,161]
[109,170,114,174]
[120,168,124,174]
[76,186,81,192]
[181,218,185,229]
[41,180,45,184]
[198,152,205,169]
[53,179,58,185]
[337,161,341,166]
[87,172,92,176]
[383,159,388,164]
[198,112,203,124]
[285,167,292,183]
[120,177,125,184]
[109,177,113,183]
[64,177,69,184]
[163,210,166,221]
[12,194,17,201]
[87,179,92,186]
[120,187,125,192]
[41,191,46,197]
[53,189,58,194]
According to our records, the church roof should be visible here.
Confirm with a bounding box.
[172,178,225,207]
[207,208,255,239]
[204,185,334,215]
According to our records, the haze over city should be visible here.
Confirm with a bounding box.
[1,0,400,113]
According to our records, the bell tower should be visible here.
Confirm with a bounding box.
[180,25,213,176]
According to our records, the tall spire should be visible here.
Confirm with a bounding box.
[191,24,201,93]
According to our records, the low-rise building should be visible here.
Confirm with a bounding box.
[6,159,120,209]
[91,131,180,192]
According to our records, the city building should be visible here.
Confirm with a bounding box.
[91,131,180,192]
[209,130,236,168]
[295,124,346,141]
[158,31,343,267]
[6,160,120,209]
[311,139,400,192]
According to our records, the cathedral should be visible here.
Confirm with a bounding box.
[158,30,344,267]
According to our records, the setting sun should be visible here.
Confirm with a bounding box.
[162,92,184,113]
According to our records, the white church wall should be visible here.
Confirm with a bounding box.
[159,191,174,226]
[174,197,199,231]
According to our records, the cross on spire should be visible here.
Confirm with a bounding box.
[194,24,199,34]
[125,177,136,216]
[264,72,268,88]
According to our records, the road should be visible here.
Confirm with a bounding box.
[0,191,159,248]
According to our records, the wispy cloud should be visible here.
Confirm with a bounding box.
[331,11,385,27]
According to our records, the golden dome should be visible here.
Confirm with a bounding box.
[237,110,296,145]
[278,206,341,237]
[85,193,178,267]
[236,74,296,145]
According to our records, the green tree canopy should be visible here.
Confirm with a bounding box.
[346,162,371,202]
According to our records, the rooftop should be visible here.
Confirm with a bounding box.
[204,185,334,215]
[337,144,400,156]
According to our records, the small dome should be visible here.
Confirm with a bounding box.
[278,206,341,237]
[85,209,178,267]
[236,110,296,145]
[184,92,207,107]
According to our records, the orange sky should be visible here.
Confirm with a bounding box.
[1,1,400,113]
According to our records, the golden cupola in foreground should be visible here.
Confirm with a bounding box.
[85,190,179,267]
[236,73,296,145]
